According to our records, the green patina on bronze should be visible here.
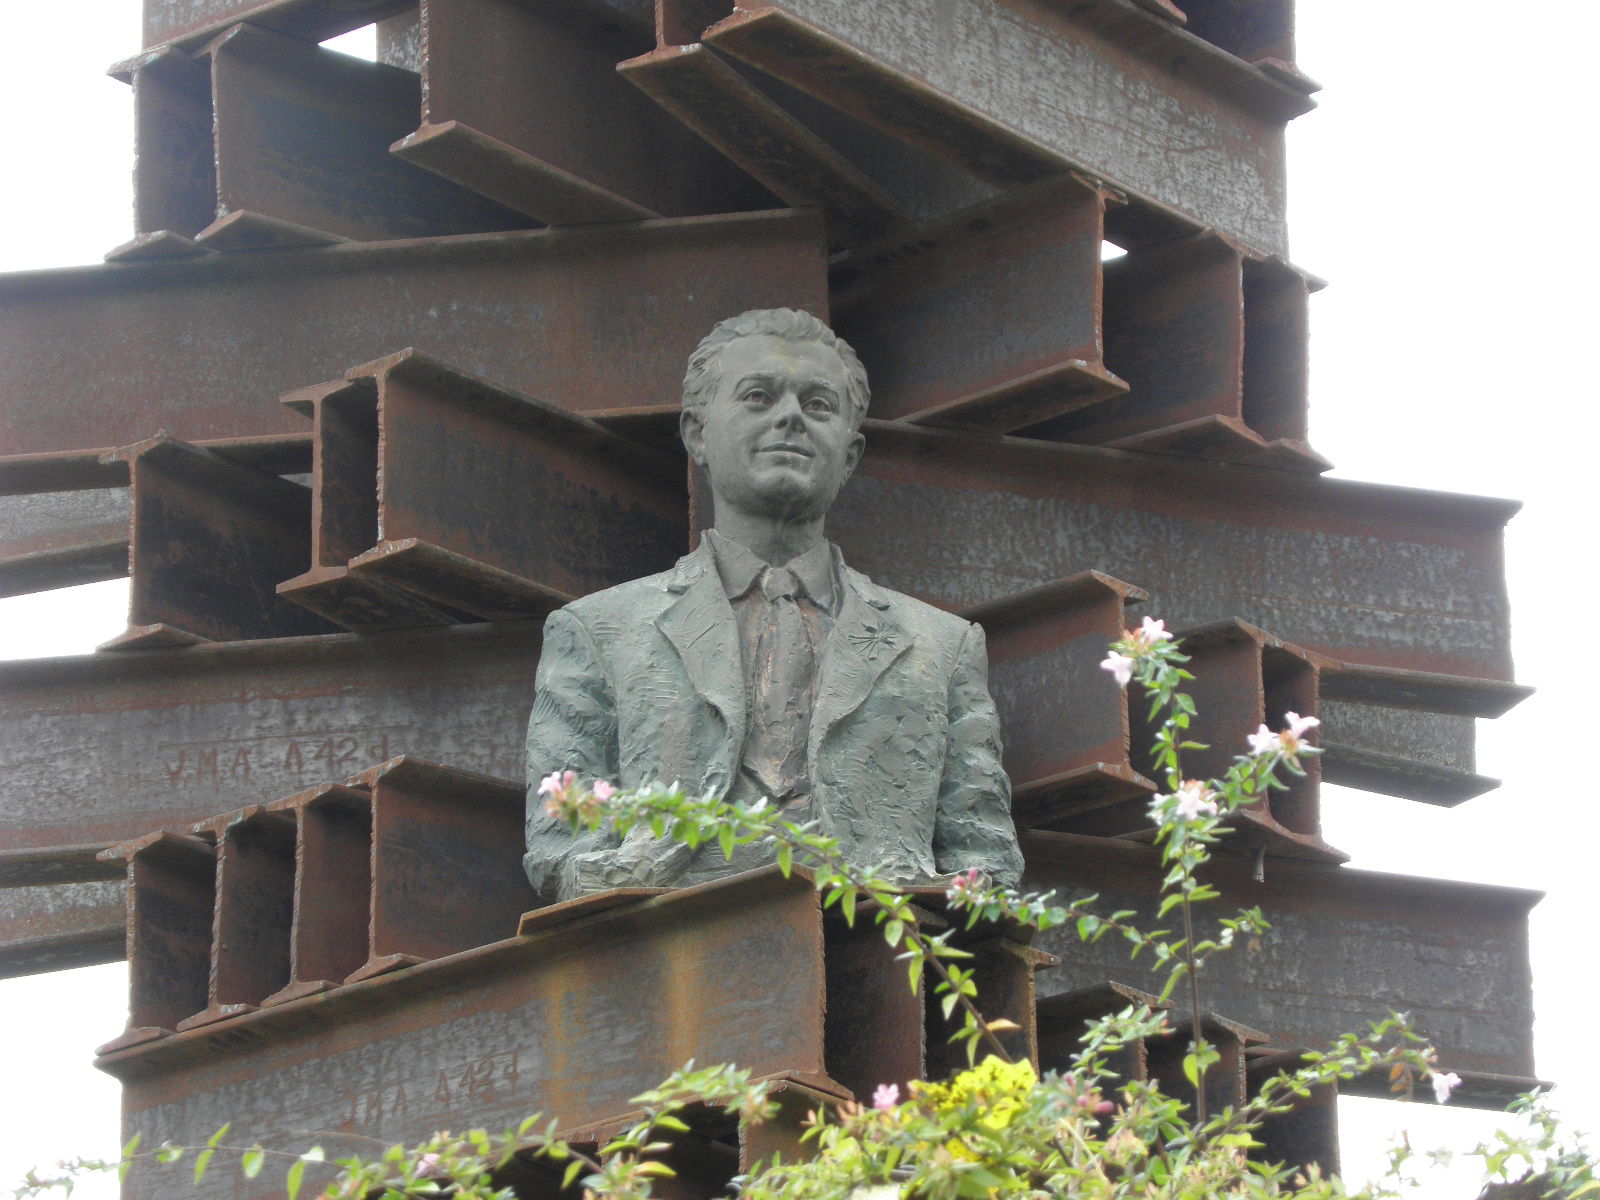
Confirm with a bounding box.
[524,310,1024,902]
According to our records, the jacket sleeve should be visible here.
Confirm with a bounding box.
[524,606,622,900]
[932,621,1025,889]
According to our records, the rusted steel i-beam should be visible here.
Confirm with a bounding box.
[0,209,828,458]
[101,435,337,649]
[962,572,1157,824]
[0,622,539,871]
[278,351,690,627]
[697,0,1315,256]
[830,176,1129,432]
[828,423,1518,683]
[1020,232,1323,471]
[392,0,773,226]
[1023,831,1541,1100]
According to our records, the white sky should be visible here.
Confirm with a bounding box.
[2,1,1597,1195]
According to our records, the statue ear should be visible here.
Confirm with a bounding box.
[680,406,707,466]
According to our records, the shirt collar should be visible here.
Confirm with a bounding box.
[705,529,837,613]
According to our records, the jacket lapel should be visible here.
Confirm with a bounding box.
[812,565,910,754]
[655,545,745,743]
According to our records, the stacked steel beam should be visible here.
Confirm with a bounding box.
[0,0,1536,1191]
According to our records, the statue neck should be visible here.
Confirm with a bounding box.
[709,511,827,567]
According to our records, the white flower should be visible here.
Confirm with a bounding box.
[1137,616,1171,644]
[1100,650,1134,686]
[1247,724,1281,756]
[1284,712,1319,739]
[1172,780,1217,820]
[1430,1070,1462,1104]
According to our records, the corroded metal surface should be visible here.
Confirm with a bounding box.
[1025,831,1540,1092]
[0,622,539,866]
[0,210,827,457]
[830,423,1518,682]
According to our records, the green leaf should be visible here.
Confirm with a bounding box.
[562,1161,584,1189]
[1182,1052,1200,1087]
[205,1124,231,1150]
[285,1158,305,1200]
[155,1145,183,1166]
[193,1150,214,1184]
[776,843,793,876]
[907,954,924,994]
[717,826,735,861]
[840,888,857,925]
[883,918,904,947]
[240,1148,264,1180]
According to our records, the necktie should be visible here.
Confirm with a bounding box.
[746,566,814,800]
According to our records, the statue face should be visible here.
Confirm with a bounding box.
[683,333,865,521]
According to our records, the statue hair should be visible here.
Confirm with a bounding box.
[681,308,870,430]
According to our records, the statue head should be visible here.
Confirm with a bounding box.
[680,309,870,524]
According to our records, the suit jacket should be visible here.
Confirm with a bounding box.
[523,539,1023,902]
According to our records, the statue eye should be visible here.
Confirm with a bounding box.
[742,388,771,405]
[804,393,839,414]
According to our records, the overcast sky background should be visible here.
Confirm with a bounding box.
[2,2,1596,1196]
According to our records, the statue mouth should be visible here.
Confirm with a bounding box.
[758,443,814,457]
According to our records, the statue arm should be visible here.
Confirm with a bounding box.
[524,606,622,900]
[932,622,1025,889]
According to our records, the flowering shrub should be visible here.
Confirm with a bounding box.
[17,624,1595,1200]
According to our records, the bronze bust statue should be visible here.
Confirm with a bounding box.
[524,309,1024,902]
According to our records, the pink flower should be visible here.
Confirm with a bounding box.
[1247,724,1281,756]
[871,1083,899,1111]
[945,868,983,902]
[1172,780,1217,820]
[416,1153,443,1179]
[1136,617,1171,645]
[538,769,576,798]
[1430,1070,1462,1104]
[1100,650,1134,686]
[590,778,616,802]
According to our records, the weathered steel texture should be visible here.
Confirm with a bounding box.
[391,0,774,225]
[1019,232,1323,471]
[103,436,336,649]
[100,872,835,1200]
[821,912,926,1098]
[831,177,1129,432]
[0,621,538,867]
[1317,665,1529,805]
[266,784,373,1002]
[1023,831,1541,1094]
[279,351,689,626]
[0,210,827,458]
[0,436,312,599]
[826,423,1517,682]
[700,1,1314,256]
[339,758,533,981]
[619,43,909,248]
[962,572,1156,823]
[1320,701,1496,806]
[142,0,410,50]
[104,832,216,1048]
[0,879,125,980]
[1179,0,1296,69]
[126,48,216,243]
[0,487,130,598]
[199,23,532,244]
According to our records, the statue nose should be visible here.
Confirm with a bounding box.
[771,392,806,427]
